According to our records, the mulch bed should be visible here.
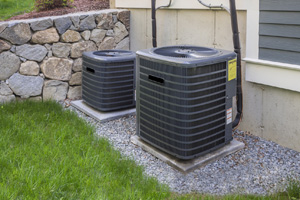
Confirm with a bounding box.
[5,0,109,21]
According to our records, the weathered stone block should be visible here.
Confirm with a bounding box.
[48,51,53,58]
[32,27,60,44]
[0,40,11,53]
[67,86,82,100]
[90,29,107,46]
[52,43,71,58]
[81,30,91,41]
[0,23,31,45]
[61,30,81,43]
[70,41,97,58]
[30,19,53,31]
[98,37,115,50]
[16,44,47,62]
[0,82,13,96]
[41,57,73,81]
[54,17,72,34]
[8,73,44,98]
[79,15,96,31]
[0,23,8,34]
[20,57,27,62]
[96,13,114,30]
[44,44,52,51]
[115,37,129,50]
[69,72,82,86]
[73,58,82,72]
[20,61,40,76]
[113,22,128,43]
[69,25,77,31]
[80,15,88,20]
[43,80,68,101]
[0,51,21,80]
[10,45,16,53]
[117,10,130,30]
[106,30,114,37]
[70,16,80,30]
[112,14,118,24]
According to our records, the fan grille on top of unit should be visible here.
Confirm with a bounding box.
[153,46,220,59]
[93,50,134,57]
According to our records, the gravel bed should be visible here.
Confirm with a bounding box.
[67,104,300,195]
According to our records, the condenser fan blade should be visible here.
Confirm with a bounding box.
[153,46,220,58]
[106,52,133,57]
[119,52,134,56]
[154,47,185,57]
[93,51,134,57]
[188,50,219,58]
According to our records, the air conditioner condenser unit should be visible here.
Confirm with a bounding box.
[82,50,136,112]
[136,45,237,160]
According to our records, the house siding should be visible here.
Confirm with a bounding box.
[259,0,300,65]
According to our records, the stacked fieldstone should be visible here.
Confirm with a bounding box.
[0,9,130,103]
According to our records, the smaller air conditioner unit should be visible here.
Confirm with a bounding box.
[82,50,136,112]
[136,45,237,160]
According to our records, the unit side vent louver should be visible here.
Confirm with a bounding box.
[82,50,136,112]
[136,45,237,160]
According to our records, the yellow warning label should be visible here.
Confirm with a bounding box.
[228,59,237,81]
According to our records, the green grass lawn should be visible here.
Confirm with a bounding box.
[0,0,35,21]
[0,101,169,199]
[0,100,299,199]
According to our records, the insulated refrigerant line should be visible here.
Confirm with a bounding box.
[228,0,243,129]
[151,0,173,48]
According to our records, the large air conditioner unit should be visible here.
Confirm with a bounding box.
[82,50,136,112]
[136,45,237,160]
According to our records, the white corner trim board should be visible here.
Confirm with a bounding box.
[245,58,300,93]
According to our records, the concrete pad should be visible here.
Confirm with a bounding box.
[131,135,245,173]
[71,100,136,123]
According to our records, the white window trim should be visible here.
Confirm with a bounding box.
[245,58,300,92]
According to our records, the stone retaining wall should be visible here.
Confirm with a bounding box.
[0,9,130,103]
